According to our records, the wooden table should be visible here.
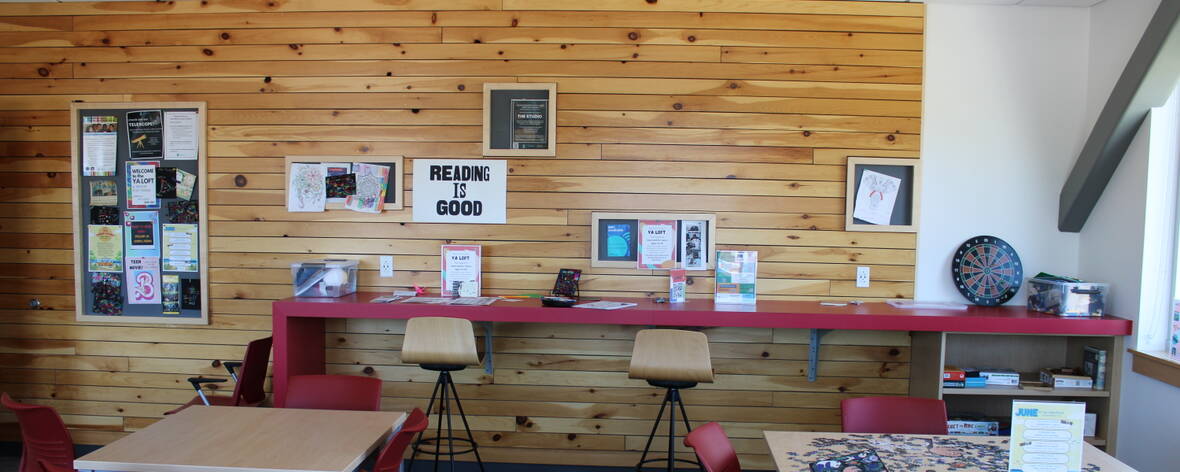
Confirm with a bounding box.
[75,406,407,472]
[764,431,1136,472]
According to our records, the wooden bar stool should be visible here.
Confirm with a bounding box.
[630,329,714,471]
[401,317,485,472]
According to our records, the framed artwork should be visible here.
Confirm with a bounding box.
[70,102,209,325]
[482,82,557,157]
[590,212,716,270]
[283,155,403,212]
[845,157,921,232]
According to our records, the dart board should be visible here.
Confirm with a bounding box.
[951,235,1023,306]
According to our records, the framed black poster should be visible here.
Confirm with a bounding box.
[845,156,921,232]
[483,83,557,157]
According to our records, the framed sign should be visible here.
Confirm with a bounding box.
[591,212,716,270]
[70,102,209,325]
[483,83,557,157]
[845,157,921,232]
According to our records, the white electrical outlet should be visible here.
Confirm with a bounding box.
[856,266,870,288]
[379,256,394,278]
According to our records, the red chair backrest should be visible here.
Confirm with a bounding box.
[232,336,273,406]
[372,408,429,472]
[684,422,741,472]
[284,375,383,411]
[841,396,948,435]
[2,393,75,472]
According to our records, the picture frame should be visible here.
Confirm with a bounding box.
[70,101,209,325]
[845,157,921,232]
[283,155,404,211]
[482,82,557,157]
[590,212,717,269]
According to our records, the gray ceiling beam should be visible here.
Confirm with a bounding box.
[1059,0,1180,232]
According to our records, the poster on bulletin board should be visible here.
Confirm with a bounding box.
[70,102,209,325]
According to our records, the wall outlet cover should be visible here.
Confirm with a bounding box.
[380,256,394,278]
[856,266,870,288]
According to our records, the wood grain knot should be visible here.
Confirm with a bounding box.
[234,175,248,187]
[628,32,639,40]
[362,366,376,375]
[37,68,49,77]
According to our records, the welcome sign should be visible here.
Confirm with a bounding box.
[412,159,507,224]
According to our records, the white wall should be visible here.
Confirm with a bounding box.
[916,4,1090,303]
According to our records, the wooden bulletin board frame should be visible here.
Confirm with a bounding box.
[591,212,717,269]
[845,157,921,233]
[283,155,404,211]
[70,102,209,325]
[482,83,557,157]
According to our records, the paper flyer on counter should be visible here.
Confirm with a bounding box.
[163,111,198,160]
[637,220,677,269]
[81,115,117,176]
[124,211,160,259]
[126,110,164,159]
[162,223,198,272]
[715,250,757,304]
[126,161,160,209]
[87,224,123,272]
[126,256,162,304]
[852,169,901,225]
[1008,400,1085,472]
[441,244,481,297]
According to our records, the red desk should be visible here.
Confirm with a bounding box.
[271,293,1132,406]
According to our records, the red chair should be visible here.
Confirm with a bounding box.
[841,396,949,434]
[166,336,272,414]
[284,374,383,411]
[684,422,741,472]
[1,393,75,472]
[372,408,429,472]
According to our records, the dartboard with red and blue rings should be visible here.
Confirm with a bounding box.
[951,235,1022,306]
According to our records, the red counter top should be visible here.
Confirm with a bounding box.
[274,292,1132,336]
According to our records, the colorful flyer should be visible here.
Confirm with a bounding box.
[175,168,196,201]
[441,244,481,297]
[162,274,181,314]
[162,223,198,272]
[91,272,122,315]
[1009,401,1085,472]
[606,222,633,258]
[669,269,687,303]
[680,219,706,270]
[322,162,353,204]
[126,110,164,159]
[126,256,161,304]
[715,250,757,305]
[181,278,201,310]
[163,110,198,160]
[87,224,123,272]
[287,162,326,212]
[344,163,390,214]
[124,211,160,259]
[637,220,677,269]
[89,180,118,207]
[81,115,117,176]
[126,161,160,209]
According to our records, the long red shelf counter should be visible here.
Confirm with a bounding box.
[271,292,1132,406]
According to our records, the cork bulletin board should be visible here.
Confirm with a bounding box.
[70,102,209,324]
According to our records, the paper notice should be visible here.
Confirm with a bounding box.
[638,220,677,269]
[126,110,164,159]
[162,223,198,272]
[163,111,198,160]
[82,115,117,176]
[87,224,123,272]
[126,256,162,304]
[126,161,160,209]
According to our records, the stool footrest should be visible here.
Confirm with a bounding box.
[635,457,703,470]
[412,436,477,456]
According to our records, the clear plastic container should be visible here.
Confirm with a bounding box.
[1027,277,1108,317]
[291,259,358,297]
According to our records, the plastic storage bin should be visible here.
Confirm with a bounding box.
[291,259,358,297]
[1027,276,1108,317]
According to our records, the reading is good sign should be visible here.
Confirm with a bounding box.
[412,159,507,224]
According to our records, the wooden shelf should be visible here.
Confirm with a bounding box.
[942,385,1110,397]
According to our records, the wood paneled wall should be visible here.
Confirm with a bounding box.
[0,1,922,469]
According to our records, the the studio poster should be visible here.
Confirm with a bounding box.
[126,110,164,160]
[510,98,548,149]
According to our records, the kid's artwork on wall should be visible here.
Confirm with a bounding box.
[284,156,403,213]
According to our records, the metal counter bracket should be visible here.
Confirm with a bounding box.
[808,329,832,382]
[482,321,494,375]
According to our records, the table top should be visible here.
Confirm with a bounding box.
[75,406,407,472]
[274,293,1132,335]
[763,431,1135,472]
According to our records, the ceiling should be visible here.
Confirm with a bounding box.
[919,0,1106,5]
